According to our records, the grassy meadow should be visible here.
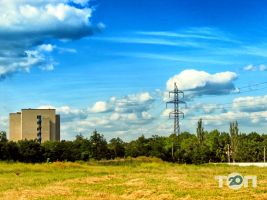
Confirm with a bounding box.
[0,158,266,200]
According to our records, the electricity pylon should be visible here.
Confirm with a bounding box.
[166,82,186,135]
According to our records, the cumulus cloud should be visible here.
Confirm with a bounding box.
[166,69,238,97]
[200,110,267,127]
[232,95,267,112]
[243,64,267,72]
[90,101,110,113]
[38,105,87,122]
[36,92,156,139]
[89,92,154,114]
[83,92,155,136]
[0,0,98,80]
[243,64,257,71]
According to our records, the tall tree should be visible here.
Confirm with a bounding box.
[90,130,108,160]
[197,119,205,144]
[230,121,239,162]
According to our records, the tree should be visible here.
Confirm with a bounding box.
[178,134,198,163]
[18,140,44,163]
[236,132,263,162]
[205,130,220,162]
[217,132,231,162]
[108,137,125,158]
[230,121,239,162]
[90,130,108,160]
[72,134,90,161]
[192,144,210,164]
[148,135,167,160]
[6,141,20,161]
[197,119,205,144]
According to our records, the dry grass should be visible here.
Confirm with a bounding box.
[0,159,266,200]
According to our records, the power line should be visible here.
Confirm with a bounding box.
[186,101,267,111]
[183,83,267,99]
[237,81,267,89]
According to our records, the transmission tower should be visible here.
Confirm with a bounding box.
[166,82,186,135]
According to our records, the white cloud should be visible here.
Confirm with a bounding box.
[232,95,267,112]
[93,36,200,47]
[200,110,267,127]
[0,0,96,80]
[109,113,120,121]
[259,64,267,71]
[38,105,87,122]
[90,101,109,113]
[141,111,152,120]
[38,44,55,52]
[243,64,257,71]
[136,27,235,42]
[166,69,238,97]
[161,108,172,117]
[243,64,267,72]
[128,113,138,121]
[38,92,156,139]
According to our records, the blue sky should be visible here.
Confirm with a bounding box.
[1,0,267,140]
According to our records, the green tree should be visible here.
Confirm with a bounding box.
[197,119,205,144]
[205,130,220,162]
[148,135,167,160]
[178,134,198,163]
[72,134,91,161]
[217,132,231,162]
[18,140,44,163]
[90,130,108,160]
[230,121,239,162]
[237,132,263,162]
[6,141,20,161]
[108,137,125,158]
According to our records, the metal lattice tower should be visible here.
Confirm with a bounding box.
[166,82,186,135]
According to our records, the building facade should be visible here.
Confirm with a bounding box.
[9,109,60,142]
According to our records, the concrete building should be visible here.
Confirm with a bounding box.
[9,109,60,142]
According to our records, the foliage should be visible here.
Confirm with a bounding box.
[230,121,239,162]
[0,123,266,164]
[197,118,205,144]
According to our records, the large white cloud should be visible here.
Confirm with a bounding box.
[0,0,96,80]
[166,69,238,97]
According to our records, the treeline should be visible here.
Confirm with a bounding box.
[0,120,267,164]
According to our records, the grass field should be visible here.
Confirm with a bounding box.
[0,157,266,200]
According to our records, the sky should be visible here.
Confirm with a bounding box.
[1,0,267,141]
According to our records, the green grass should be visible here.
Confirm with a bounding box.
[0,158,266,199]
